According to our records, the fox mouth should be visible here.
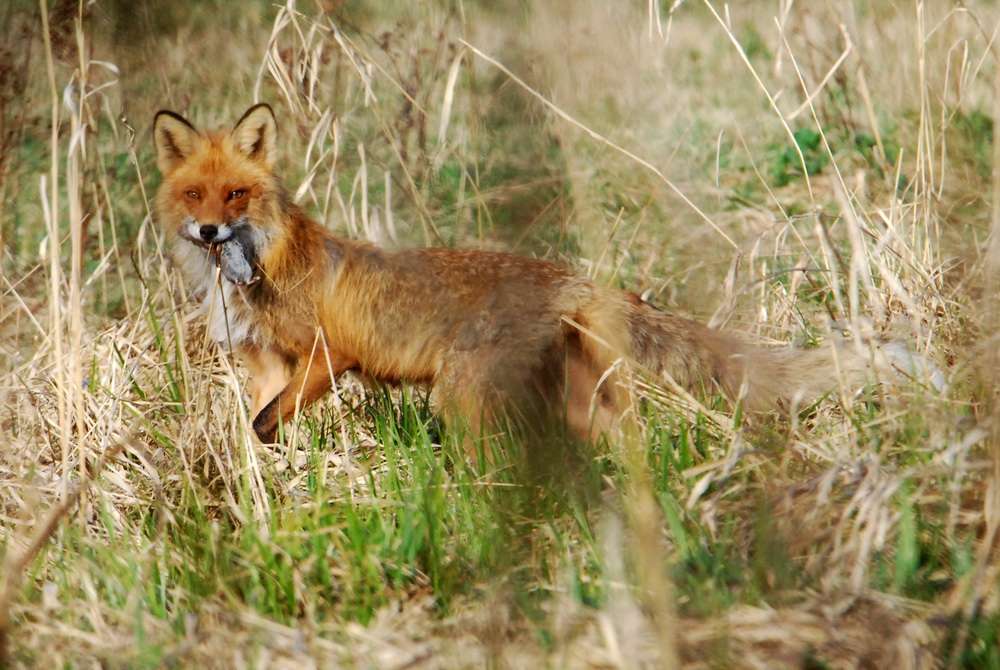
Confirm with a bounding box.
[178,215,250,248]
[177,215,262,286]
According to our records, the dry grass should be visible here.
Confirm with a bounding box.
[1,0,999,667]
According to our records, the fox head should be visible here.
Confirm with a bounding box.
[153,104,280,249]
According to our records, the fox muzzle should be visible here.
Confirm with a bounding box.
[179,215,250,247]
[200,224,220,242]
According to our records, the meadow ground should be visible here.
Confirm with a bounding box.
[1,0,999,667]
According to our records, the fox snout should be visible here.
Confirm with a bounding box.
[199,224,221,242]
[179,215,251,248]
[176,213,263,286]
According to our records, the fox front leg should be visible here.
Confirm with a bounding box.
[251,351,353,443]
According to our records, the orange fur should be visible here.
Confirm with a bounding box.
[153,104,869,449]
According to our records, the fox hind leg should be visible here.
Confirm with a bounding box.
[434,343,596,465]
[432,354,505,464]
[564,350,620,442]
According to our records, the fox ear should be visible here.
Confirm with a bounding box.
[232,104,277,171]
[153,110,201,174]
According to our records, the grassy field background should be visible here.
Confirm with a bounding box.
[1,0,999,667]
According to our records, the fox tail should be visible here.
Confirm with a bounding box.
[581,295,939,413]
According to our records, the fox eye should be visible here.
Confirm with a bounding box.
[228,189,246,201]
[185,190,201,200]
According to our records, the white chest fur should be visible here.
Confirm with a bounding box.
[173,239,257,348]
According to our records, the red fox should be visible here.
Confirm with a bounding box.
[153,103,874,446]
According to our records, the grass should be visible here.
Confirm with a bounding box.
[1,0,999,667]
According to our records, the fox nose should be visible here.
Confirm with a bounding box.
[200,224,218,242]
